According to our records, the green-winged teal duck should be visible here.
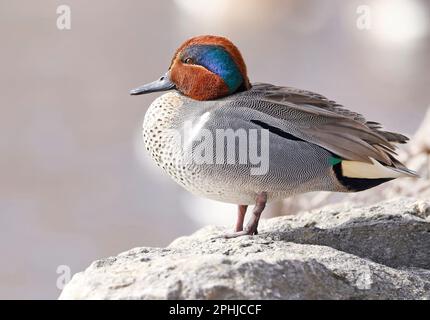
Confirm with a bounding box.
[131,35,418,237]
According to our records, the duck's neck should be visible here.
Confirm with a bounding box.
[236,80,251,93]
[143,92,183,133]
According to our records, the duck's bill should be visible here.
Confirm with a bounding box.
[130,72,176,95]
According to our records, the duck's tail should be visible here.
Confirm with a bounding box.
[342,158,419,179]
[333,157,419,192]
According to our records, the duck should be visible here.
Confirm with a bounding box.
[130,35,418,238]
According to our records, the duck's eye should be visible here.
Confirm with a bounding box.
[184,58,194,64]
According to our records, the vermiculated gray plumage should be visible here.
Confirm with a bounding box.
[142,83,416,205]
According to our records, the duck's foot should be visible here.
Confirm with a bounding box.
[221,192,267,239]
[222,227,258,239]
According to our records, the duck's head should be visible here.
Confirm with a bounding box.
[130,35,251,101]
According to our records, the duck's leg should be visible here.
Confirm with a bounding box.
[235,205,248,232]
[244,192,267,235]
[223,192,267,238]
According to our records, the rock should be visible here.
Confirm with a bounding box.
[59,198,430,300]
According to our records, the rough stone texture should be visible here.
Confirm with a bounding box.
[60,108,430,300]
[60,198,430,300]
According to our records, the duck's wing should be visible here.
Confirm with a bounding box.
[238,83,409,166]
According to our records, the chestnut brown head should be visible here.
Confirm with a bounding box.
[130,35,251,101]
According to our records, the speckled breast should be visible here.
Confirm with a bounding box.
[142,92,239,202]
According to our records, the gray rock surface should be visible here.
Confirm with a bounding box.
[60,198,430,300]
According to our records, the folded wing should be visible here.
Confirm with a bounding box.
[245,83,409,167]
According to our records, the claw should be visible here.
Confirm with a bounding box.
[216,192,267,240]
[221,228,257,239]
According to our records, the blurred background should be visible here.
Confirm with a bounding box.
[0,0,429,299]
